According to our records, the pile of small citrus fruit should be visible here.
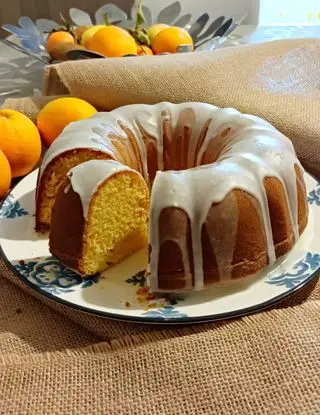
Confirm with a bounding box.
[0,97,97,198]
[47,0,194,60]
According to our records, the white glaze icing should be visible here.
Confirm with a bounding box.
[40,102,305,292]
[67,160,133,217]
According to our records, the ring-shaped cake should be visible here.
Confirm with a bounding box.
[36,103,308,292]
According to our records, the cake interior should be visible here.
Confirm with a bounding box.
[80,171,149,276]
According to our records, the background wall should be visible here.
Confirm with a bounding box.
[259,0,320,25]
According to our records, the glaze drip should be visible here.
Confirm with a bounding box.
[67,160,132,218]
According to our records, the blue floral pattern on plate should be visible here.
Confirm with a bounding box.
[0,194,29,219]
[142,305,188,319]
[308,183,320,206]
[13,257,99,295]
[125,270,146,287]
[266,252,320,289]
[126,270,186,317]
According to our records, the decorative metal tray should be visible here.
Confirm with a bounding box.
[1,1,247,63]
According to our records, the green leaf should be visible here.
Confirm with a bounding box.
[136,0,145,28]
[129,28,151,47]
[103,12,111,26]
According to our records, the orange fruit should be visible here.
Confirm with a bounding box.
[147,24,169,42]
[0,109,42,178]
[152,26,193,54]
[74,25,90,43]
[90,26,137,57]
[0,150,11,198]
[37,97,97,146]
[137,44,153,56]
[81,25,106,49]
[47,31,75,53]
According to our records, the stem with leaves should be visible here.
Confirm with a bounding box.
[103,12,111,26]
[136,0,145,28]
[45,13,75,37]
[129,0,151,46]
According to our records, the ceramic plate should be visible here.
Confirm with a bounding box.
[0,170,319,324]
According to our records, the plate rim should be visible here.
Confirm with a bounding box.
[0,170,319,325]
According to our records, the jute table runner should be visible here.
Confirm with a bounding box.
[1,38,320,413]
[1,263,319,414]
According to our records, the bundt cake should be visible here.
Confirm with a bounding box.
[37,102,309,293]
[49,160,149,276]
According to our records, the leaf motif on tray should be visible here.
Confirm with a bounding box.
[173,14,192,28]
[69,8,93,27]
[20,38,42,53]
[95,4,127,25]
[35,18,58,33]
[157,1,181,25]
[18,16,40,36]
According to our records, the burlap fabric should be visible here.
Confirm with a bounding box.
[1,38,320,413]
[1,266,319,414]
